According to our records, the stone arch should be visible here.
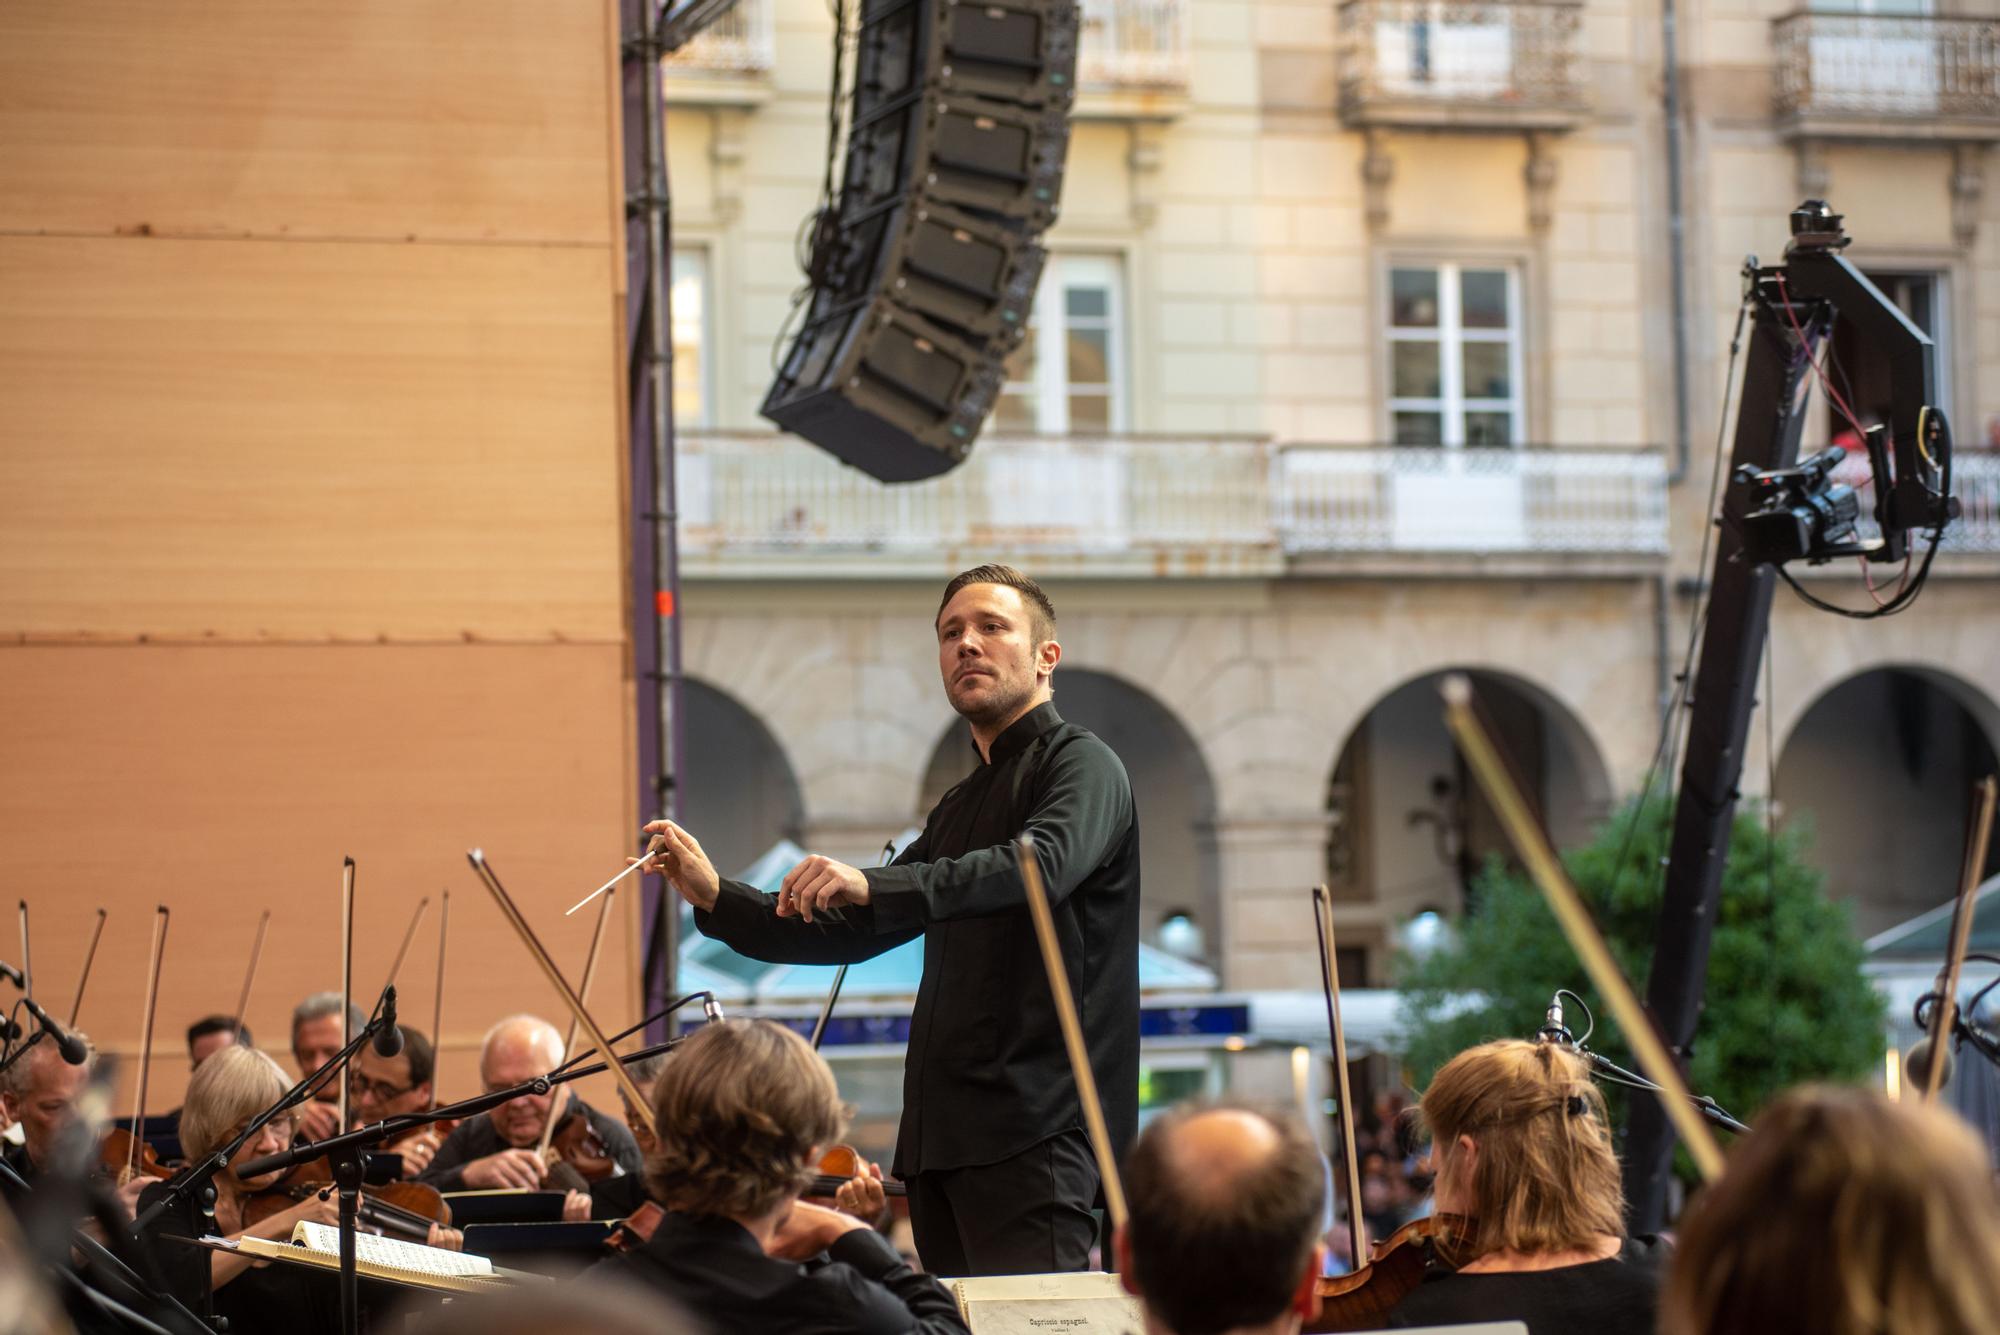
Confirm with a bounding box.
[917,667,1224,964]
[680,676,807,880]
[1774,664,2000,938]
[1323,666,1615,963]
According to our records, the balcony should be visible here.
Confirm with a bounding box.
[1335,0,1589,132]
[1077,0,1191,114]
[1773,13,2000,141]
[674,434,1674,578]
[663,0,776,103]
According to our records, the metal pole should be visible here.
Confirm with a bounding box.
[622,0,684,1037]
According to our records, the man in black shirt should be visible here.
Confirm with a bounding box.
[419,1014,640,1219]
[642,564,1140,1276]
[594,1019,966,1334]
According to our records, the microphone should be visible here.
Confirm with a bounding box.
[373,986,405,1058]
[702,991,726,1025]
[1537,991,1573,1045]
[0,959,22,989]
[1905,1034,1953,1093]
[22,997,89,1065]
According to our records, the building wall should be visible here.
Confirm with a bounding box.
[666,0,2000,993]
[0,0,637,1113]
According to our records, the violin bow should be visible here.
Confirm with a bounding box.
[537,885,615,1161]
[231,910,271,1045]
[1313,884,1368,1272]
[811,839,897,1050]
[430,889,449,1113]
[466,850,656,1135]
[1440,675,1725,1183]
[381,896,432,994]
[129,906,170,1182]
[1013,835,1129,1232]
[1922,775,1997,1101]
[18,900,30,1001]
[68,907,107,1028]
[339,857,355,1132]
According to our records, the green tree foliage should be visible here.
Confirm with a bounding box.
[1395,797,1885,1162]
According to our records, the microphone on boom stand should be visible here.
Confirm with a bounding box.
[1536,991,1574,1047]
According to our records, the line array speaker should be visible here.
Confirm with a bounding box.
[762,0,1078,482]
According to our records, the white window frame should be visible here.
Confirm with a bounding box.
[1385,261,1525,448]
[670,246,714,430]
[1000,254,1129,435]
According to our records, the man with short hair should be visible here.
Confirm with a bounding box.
[645,564,1140,1275]
[594,1020,965,1334]
[349,1026,440,1178]
[186,1014,252,1070]
[291,991,365,1142]
[419,1015,640,1219]
[1118,1104,1327,1335]
[1,1031,104,1209]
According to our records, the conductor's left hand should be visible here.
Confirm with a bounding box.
[778,855,869,922]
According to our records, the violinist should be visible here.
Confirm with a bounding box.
[1660,1086,2000,1335]
[592,1019,967,1335]
[291,992,364,1143]
[646,564,1140,1276]
[187,1014,252,1071]
[2,1030,147,1217]
[348,1026,439,1178]
[1386,1039,1666,1334]
[418,1015,635,1220]
[1117,1103,1327,1335]
[135,1045,347,1335]
[590,1049,670,1220]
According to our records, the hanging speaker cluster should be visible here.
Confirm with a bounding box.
[761,0,1079,482]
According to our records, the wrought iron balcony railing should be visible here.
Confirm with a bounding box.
[674,434,1680,575]
[1335,0,1588,130]
[1773,12,2000,140]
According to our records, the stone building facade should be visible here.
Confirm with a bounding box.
[659,0,2000,993]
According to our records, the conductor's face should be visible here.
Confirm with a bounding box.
[937,583,1050,727]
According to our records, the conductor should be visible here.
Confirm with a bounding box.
[642,564,1139,1276]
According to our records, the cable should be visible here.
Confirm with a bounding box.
[1597,285,1754,915]
[1556,989,1594,1047]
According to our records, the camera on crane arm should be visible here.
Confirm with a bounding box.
[1731,200,1960,569]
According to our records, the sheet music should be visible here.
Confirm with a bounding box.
[293,1221,493,1278]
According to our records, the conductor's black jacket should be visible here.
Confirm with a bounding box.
[695,701,1140,1178]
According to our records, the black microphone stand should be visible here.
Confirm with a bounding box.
[228,1034,686,1335]
[1575,1047,1751,1136]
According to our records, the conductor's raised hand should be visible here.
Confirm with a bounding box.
[635,820,719,912]
[777,855,869,922]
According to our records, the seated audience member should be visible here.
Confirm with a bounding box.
[1117,1103,1327,1335]
[187,1015,252,1070]
[1660,1085,2000,1335]
[290,992,365,1143]
[348,1025,441,1178]
[594,1019,965,1334]
[1388,1039,1665,1333]
[420,1015,637,1220]
[137,1045,456,1335]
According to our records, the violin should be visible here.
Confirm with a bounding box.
[545,1105,620,1186]
[1307,1213,1465,1332]
[242,1154,454,1245]
[806,1145,906,1200]
[98,1128,173,1186]
[605,1200,664,1254]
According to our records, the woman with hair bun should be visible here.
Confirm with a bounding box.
[1388,1039,1666,1333]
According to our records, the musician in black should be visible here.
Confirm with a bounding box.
[642,564,1140,1276]
[594,1019,966,1334]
